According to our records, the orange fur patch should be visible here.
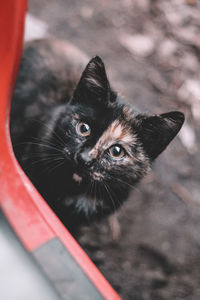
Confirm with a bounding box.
[89,120,136,159]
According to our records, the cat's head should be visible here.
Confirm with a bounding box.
[55,56,184,218]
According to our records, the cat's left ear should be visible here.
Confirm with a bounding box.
[136,111,184,160]
[72,56,111,106]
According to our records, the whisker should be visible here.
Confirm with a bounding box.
[108,174,141,192]
[46,160,66,175]
[103,181,116,212]
[15,141,64,154]
[22,156,65,174]
[106,183,122,210]
[21,152,64,161]
[93,180,97,209]
[30,118,66,147]
[27,156,65,167]
[30,136,64,150]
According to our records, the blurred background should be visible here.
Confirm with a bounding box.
[27,0,200,299]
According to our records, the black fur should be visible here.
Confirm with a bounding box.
[10,40,184,233]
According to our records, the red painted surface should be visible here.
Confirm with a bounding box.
[0,1,121,300]
[0,0,56,251]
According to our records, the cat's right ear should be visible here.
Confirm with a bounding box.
[71,56,111,106]
[136,111,184,160]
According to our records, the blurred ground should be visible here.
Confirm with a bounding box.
[28,1,200,299]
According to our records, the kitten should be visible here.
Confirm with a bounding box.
[10,39,184,233]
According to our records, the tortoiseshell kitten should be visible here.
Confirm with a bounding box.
[10,39,184,233]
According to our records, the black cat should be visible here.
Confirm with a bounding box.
[10,39,184,233]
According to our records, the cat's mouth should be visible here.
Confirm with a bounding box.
[72,170,103,184]
[72,173,82,183]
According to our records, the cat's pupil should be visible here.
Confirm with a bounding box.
[113,145,122,156]
[81,123,89,133]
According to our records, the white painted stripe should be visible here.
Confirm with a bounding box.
[24,13,48,42]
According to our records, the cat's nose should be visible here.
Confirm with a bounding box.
[79,150,93,166]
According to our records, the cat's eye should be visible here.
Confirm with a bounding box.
[108,145,125,160]
[76,121,91,137]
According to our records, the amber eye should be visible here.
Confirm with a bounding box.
[76,121,91,137]
[108,145,125,160]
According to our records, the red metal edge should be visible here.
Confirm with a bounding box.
[0,0,56,250]
[0,1,121,300]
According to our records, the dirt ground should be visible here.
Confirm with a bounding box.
[29,1,200,299]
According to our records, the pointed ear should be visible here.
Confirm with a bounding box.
[71,56,111,106]
[137,111,184,160]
